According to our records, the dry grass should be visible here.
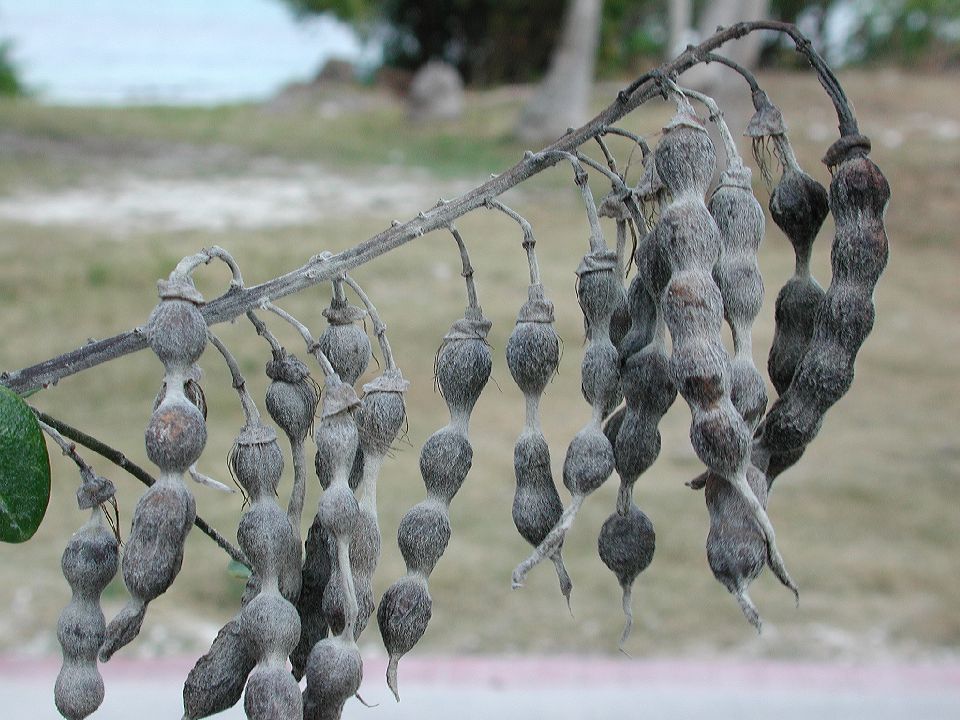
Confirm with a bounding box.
[0,68,957,663]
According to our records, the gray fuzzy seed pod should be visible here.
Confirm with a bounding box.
[419,427,474,503]
[598,504,655,589]
[506,321,560,397]
[580,340,621,416]
[237,591,301,662]
[576,261,621,332]
[182,619,256,720]
[617,275,657,360]
[705,466,769,632]
[237,504,301,603]
[55,518,118,720]
[770,164,830,265]
[562,424,615,496]
[243,666,303,720]
[437,337,493,420]
[229,431,284,498]
[100,478,195,661]
[314,411,360,490]
[512,432,563,548]
[768,277,826,396]
[322,508,380,638]
[690,405,751,477]
[302,639,363,720]
[357,388,407,456]
[654,118,716,197]
[145,397,207,475]
[265,375,318,445]
[317,298,372,387]
[318,483,360,539]
[398,500,451,576]
[377,576,432,700]
[146,298,208,370]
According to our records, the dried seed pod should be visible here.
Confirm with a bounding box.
[55,512,118,720]
[302,637,362,720]
[378,308,490,697]
[304,378,366,719]
[398,500,452,576]
[317,286,371,387]
[144,396,207,475]
[377,575,432,701]
[766,131,831,396]
[100,475,195,661]
[709,163,768,430]
[183,620,256,720]
[617,273,657,361]
[651,95,796,600]
[704,465,770,632]
[265,351,318,446]
[757,144,890,480]
[146,284,207,372]
[513,248,622,591]
[597,501,655,649]
[237,592,302,720]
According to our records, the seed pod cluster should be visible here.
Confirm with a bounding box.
[757,139,890,477]
[302,377,365,720]
[55,509,119,720]
[101,277,206,661]
[506,283,571,602]
[378,306,492,699]
[650,96,796,599]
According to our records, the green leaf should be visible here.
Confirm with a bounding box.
[227,559,252,579]
[0,387,50,543]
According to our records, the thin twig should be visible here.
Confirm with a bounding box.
[246,310,284,358]
[207,331,261,426]
[484,198,540,286]
[35,410,250,569]
[262,301,337,378]
[447,225,480,310]
[341,273,396,371]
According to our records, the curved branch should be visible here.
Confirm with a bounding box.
[0,21,861,396]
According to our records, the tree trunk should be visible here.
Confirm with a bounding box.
[515,0,602,143]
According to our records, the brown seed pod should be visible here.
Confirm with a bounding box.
[182,619,256,720]
[144,396,207,475]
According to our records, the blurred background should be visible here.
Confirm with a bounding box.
[0,0,958,717]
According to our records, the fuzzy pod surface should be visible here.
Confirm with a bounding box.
[100,477,195,661]
[55,517,119,720]
[182,619,257,720]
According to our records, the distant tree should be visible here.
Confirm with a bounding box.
[0,41,24,97]
[279,0,566,85]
